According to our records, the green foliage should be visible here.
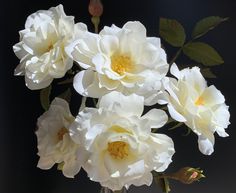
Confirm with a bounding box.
[159,18,186,47]
[183,42,224,66]
[57,162,64,171]
[182,127,191,136]
[58,88,72,103]
[40,85,52,111]
[58,77,73,85]
[153,172,171,193]
[192,16,229,39]
[168,122,183,131]
[201,68,217,78]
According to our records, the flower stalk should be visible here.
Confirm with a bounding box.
[89,0,103,33]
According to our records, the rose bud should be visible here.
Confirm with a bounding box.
[170,167,205,184]
[88,0,103,17]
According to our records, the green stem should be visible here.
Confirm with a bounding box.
[91,16,100,33]
[158,174,178,181]
[170,48,182,65]
[95,24,99,34]
[92,98,97,107]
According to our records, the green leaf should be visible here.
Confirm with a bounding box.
[192,16,229,39]
[159,18,186,47]
[154,173,171,193]
[183,42,224,66]
[182,127,191,136]
[201,68,217,78]
[58,77,73,85]
[58,88,72,103]
[40,85,52,111]
[168,122,183,130]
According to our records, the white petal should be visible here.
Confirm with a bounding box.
[149,133,175,172]
[98,74,120,90]
[123,21,146,40]
[37,157,55,169]
[62,160,81,178]
[142,109,168,128]
[51,97,71,114]
[100,24,121,36]
[170,63,180,79]
[147,37,161,49]
[137,42,159,67]
[69,108,96,145]
[14,62,26,76]
[92,53,110,74]
[213,104,230,136]
[162,77,180,104]
[100,35,119,56]
[185,67,207,93]
[201,85,225,106]
[216,126,229,137]
[167,104,186,122]
[74,22,88,32]
[73,70,108,97]
[198,135,214,155]
[25,75,52,90]
[130,172,153,187]
[63,147,89,178]
[85,124,106,149]
[99,91,144,117]
[125,160,145,177]
[13,42,28,59]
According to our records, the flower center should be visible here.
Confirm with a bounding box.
[108,141,129,160]
[195,96,204,106]
[109,125,132,134]
[57,127,68,141]
[111,54,134,75]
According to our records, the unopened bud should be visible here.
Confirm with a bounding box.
[89,0,103,17]
[171,167,205,184]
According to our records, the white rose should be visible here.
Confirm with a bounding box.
[13,4,87,90]
[69,91,174,190]
[36,98,87,178]
[163,64,230,155]
[66,21,169,105]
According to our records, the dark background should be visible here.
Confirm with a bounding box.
[1,0,236,193]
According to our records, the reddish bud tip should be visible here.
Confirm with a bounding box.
[89,0,103,17]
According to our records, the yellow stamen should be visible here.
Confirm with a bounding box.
[111,54,134,75]
[57,127,68,141]
[108,141,129,160]
[195,96,204,106]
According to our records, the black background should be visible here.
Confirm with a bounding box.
[1,0,236,193]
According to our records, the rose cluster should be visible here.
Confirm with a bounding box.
[13,5,230,191]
